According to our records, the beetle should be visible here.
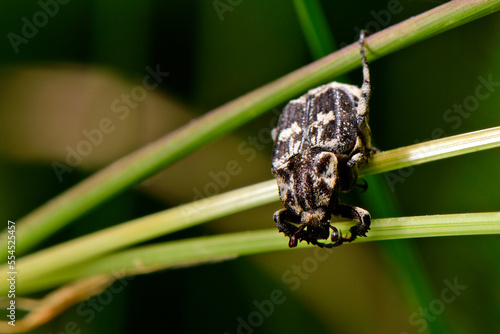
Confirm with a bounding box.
[271,31,373,248]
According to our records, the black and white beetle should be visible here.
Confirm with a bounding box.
[271,31,374,248]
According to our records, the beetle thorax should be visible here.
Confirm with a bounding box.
[276,149,339,218]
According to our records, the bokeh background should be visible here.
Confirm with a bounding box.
[1,0,499,333]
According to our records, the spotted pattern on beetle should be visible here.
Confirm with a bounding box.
[271,31,374,248]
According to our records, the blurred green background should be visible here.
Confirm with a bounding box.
[0,0,499,333]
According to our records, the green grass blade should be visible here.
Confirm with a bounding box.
[360,110,500,334]
[7,0,500,255]
[362,126,500,175]
[292,0,455,329]
[290,1,444,328]
[2,126,500,294]
[16,212,500,294]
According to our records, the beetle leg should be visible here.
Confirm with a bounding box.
[289,224,308,248]
[356,30,373,153]
[274,209,303,248]
[347,151,367,170]
[313,226,345,248]
[357,30,370,119]
[355,179,368,192]
[370,146,381,155]
[333,203,371,242]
